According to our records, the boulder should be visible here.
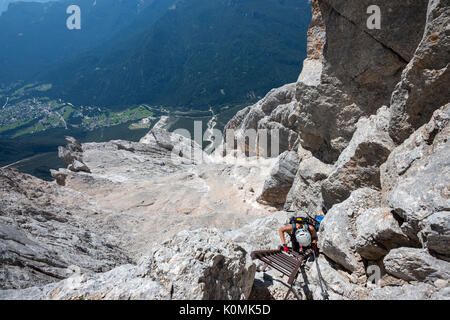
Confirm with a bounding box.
[58,136,83,164]
[318,188,382,274]
[256,119,299,157]
[68,160,91,173]
[355,208,410,260]
[321,107,395,209]
[257,151,300,206]
[304,255,368,300]
[382,103,450,195]
[50,169,68,186]
[223,83,298,158]
[385,105,450,243]
[224,211,287,254]
[58,136,91,174]
[419,211,450,258]
[383,248,450,283]
[284,147,333,215]
[140,228,256,300]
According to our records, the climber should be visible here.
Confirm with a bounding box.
[279,216,319,255]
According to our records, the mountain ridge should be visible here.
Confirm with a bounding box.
[0,0,311,110]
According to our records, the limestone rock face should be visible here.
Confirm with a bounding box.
[388,0,450,144]
[223,83,298,158]
[139,127,205,163]
[224,211,288,255]
[0,264,170,300]
[0,229,256,300]
[321,107,396,209]
[318,188,382,274]
[383,248,450,283]
[384,104,450,244]
[144,228,256,300]
[257,151,300,206]
[355,208,410,260]
[284,147,333,214]
[224,0,428,164]
[369,283,448,300]
[419,212,450,258]
[322,0,428,62]
[293,0,427,163]
[0,168,130,290]
[381,104,450,195]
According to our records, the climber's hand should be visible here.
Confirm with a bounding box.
[312,243,319,254]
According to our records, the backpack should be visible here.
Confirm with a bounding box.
[289,215,324,232]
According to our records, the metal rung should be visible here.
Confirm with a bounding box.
[251,248,312,285]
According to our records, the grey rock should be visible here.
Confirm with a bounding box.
[382,104,450,194]
[431,286,450,300]
[322,107,396,209]
[256,119,299,157]
[369,283,438,300]
[58,136,83,165]
[140,127,205,163]
[0,264,170,300]
[0,168,131,290]
[64,136,83,152]
[223,83,298,158]
[258,151,300,206]
[144,228,256,300]
[323,0,428,62]
[293,0,425,163]
[224,211,288,254]
[0,228,256,300]
[58,146,82,166]
[419,211,450,258]
[389,0,450,144]
[50,169,68,186]
[250,270,302,300]
[318,188,382,274]
[259,84,296,115]
[68,160,91,173]
[284,147,333,215]
[383,248,450,283]
[355,208,410,260]
[300,254,368,300]
[58,136,91,174]
[385,105,450,242]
